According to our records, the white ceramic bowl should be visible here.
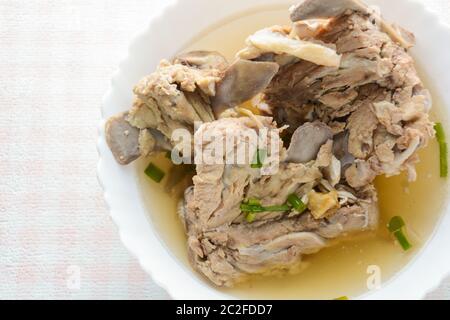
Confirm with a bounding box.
[98,0,450,299]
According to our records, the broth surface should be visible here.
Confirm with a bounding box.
[136,7,449,299]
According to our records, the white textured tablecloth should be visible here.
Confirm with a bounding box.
[0,0,449,300]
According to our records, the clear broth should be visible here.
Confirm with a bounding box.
[136,7,449,299]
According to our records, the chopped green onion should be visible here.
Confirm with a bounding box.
[247,198,261,206]
[435,123,446,144]
[245,212,256,223]
[240,203,291,214]
[165,150,172,159]
[287,194,307,213]
[251,149,267,169]
[387,216,405,233]
[435,123,448,178]
[439,141,448,177]
[144,162,165,183]
[393,230,412,251]
[263,204,291,212]
[240,204,265,212]
[241,197,291,223]
[387,216,412,251]
[334,296,349,300]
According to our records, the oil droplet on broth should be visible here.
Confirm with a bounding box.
[136,7,449,299]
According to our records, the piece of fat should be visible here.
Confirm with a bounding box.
[292,19,331,39]
[246,28,341,67]
[307,190,340,219]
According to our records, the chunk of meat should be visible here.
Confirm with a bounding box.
[246,162,322,221]
[333,130,355,172]
[138,129,156,157]
[173,50,229,71]
[105,111,172,164]
[212,59,279,117]
[139,128,172,157]
[373,127,396,163]
[382,134,421,177]
[289,0,415,48]
[319,88,358,109]
[289,0,368,22]
[345,159,377,188]
[317,202,376,238]
[263,7,433,185]
[134,59,219,129]
[126,98,160,129]
[105,51,227,165]
[323,155,341,186]
[292,19,331,39]
[105,112,140,165]
[315,139,334,167]
[180,116,378,286]
[346,102,379,159]
[287,122,333,163]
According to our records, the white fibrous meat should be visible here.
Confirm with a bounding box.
[106,52,227,164]
[239,27,341,67]
[179,117,378,286]
[263,2,434,189]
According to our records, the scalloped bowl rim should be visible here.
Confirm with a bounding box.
[98,0,450,299]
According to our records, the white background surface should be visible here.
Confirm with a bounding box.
[0,0,449,299]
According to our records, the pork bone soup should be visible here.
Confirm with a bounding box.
[104,1,449,299]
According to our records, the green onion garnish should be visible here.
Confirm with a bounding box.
[434,123,448,178]
[387,216,412,251]
[263,204,291,212]
[165,151,172,159]
[439,141,448,178]
[435,123,446,143]
[251,149,267,169]
[247,198,261,206]
[240,201,291,222]
[240,204,290,212]
[245,212,256,223]
[387,216,405,233]
[334,296,349,300]
[393,230,412,251]
[240,204,265,212]
[287,194,307,213]
[144,162,165,183]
